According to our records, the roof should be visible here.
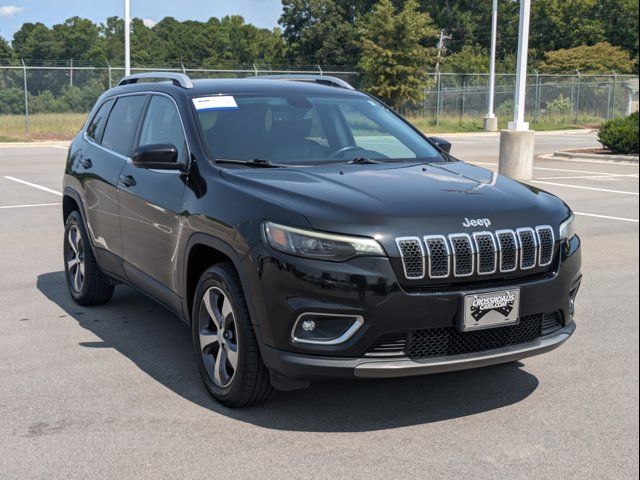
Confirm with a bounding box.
[188,78,365,97]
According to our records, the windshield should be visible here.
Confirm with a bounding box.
[194,93,443,165]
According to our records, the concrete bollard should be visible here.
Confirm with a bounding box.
[499,129,535,180]
[483,116,498,132]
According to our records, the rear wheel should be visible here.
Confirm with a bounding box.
[192,264,274,407]
[63,211,114,306]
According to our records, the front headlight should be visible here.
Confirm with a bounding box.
[559,213,576,240]
[263,222,385,261]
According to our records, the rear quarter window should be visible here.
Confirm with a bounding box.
[101,95,147,157]
[85,99,114,143]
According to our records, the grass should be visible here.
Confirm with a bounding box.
[0,112,87,141]
[0,111,604,143]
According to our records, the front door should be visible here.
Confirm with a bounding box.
[118,94,188,298]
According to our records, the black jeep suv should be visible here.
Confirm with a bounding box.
[62,73,581,407]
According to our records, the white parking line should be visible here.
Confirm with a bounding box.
[473,161,639,175]
[575,212,639,223]
[536,174,639,180]
[3,176,62,196]
[0,202,62,209]
[531,180,639,196]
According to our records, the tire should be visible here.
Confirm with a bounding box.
[192,263,274,407]
[63,210,114,306]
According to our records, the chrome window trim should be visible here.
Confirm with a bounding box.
[395,236,426,280]
[535,225,555,267]
[449,233,475,277]
[516,227,538,270]
[472,231,498,275]
[82,91,191,172]
[495,229,519,273]
[423,234,451,279]
[291,312,365,345]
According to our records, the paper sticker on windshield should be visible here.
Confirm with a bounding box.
[192,96,238,111]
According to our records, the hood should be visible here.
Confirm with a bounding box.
[220,161,570,243]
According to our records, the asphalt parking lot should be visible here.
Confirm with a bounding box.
[0,131,638,479]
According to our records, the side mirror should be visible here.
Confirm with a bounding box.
[132,143,183,170]
[429,136,452,154]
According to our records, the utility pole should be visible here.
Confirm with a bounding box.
[124,0,131,76]
[435,29,451,69]
[483,0,499,132]
[499,0,534,181]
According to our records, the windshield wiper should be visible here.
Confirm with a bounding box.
[216,158,281,168]
[347,157,382,165]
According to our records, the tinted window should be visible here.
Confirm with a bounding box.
[101,95,147,157]
[86,99,114,143]
[138,95,187,163]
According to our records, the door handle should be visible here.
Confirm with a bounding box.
[119,174,137,188]
[79,158,93,169]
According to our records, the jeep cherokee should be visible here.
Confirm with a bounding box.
[62,73,581,407]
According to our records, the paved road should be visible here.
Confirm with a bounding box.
[0,132,638,479]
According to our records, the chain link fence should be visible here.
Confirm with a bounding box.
[0,61,638,138]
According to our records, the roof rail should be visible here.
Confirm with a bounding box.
[117,72,193,89]
[256,74,355,90]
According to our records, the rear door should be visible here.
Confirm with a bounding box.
[80,94,146,275]
[117,93,188,300]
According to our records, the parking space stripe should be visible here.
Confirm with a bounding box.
[536,174,639,180]
[531,180,638,196]
[575,212,639,223]
[0,202,62,209]
[473,161,639,175]
[3,176,62,196]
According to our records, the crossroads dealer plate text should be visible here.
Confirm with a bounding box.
[462,289,520,331]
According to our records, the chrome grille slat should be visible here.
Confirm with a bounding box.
[517,227,538,270]
[424,235,451,278]
[396,225,555,281]
[536,225,555,267]
[472,231,497,275]
[396,237,425,279]
[449,233,475,277]
[496,229,519,273]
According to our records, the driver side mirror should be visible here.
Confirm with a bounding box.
[132,143,184,170]
[428,136,452,154]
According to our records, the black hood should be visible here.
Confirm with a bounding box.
[220,161,571,248]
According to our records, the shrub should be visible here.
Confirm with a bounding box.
[546,94,572,115]
[497,99,513,117]
[598,112,639,154]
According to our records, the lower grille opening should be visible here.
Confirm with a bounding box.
[366,311,563,360]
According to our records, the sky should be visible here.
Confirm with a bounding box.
[0,0,284,40]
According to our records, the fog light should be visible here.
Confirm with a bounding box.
[292,313,364,345]
[569,280,581,317]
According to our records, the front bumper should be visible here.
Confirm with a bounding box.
[261,322,575,380]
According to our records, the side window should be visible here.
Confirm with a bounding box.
[137,95,187,163]
[101,95,147,157]
[86,99,114,143]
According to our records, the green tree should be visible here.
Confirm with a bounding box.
[0,36,14,62]
[359,0,438,109]
[538,42,636,74]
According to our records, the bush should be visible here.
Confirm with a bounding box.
[598,112,639,154]
[546,94,572,115]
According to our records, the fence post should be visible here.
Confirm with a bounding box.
[611,70,618,117]
[70,58,73,87]
[460,76,466,121]
[253,64,258,76]
[107,62,112,89]
[575,69,581,123]
[435,67,441,126]
[317,65,323,76]
[21,59,29,135]
[533,69,540,123]
[181,63,186,74]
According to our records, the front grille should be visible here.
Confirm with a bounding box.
[408,314,546,359]
[396,225,555,281]
[365,311,564,359]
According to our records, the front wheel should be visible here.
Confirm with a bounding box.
[192,264,274,407]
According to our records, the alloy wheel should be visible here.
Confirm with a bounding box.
[199,287,239,388]
[66,225,85,293]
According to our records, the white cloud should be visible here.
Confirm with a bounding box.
[142,18,157,28]
[0,5,24,18]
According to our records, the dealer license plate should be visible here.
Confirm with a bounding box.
[462,289,520,331]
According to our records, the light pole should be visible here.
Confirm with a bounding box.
[498,0,534,181]
[124,0,131,76]
[483,0,499,132]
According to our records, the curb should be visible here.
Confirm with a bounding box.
[538,152,639,166]
[0,141,70,148]
[427,129,596,139]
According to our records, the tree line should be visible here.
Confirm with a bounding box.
[0,0,638,110]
